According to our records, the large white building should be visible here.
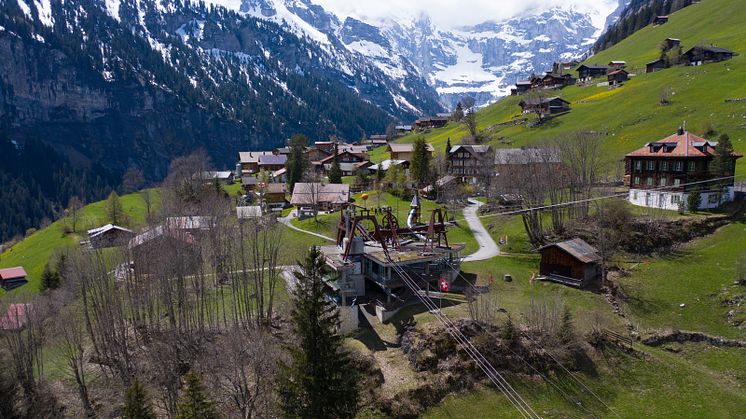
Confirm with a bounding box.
[624,129,741,210]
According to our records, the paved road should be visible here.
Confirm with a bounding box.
[278,211,335,242]
[462,198,500,262]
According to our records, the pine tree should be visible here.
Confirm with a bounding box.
[711,133,735,179]
[106,191,124,225]
[278,246,359,419]
[176,371,218,419]
[123,377,156,419]
[410,137,432,187]
[445,138,452,155]
[286,134,309,193]
[40,261,60,291]
[328,143,343,184]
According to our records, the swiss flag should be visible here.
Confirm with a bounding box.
[439,276,449,292]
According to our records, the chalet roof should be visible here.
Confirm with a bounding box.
[369,159,407,171]
[0,267,27,280]
[87,224,134,239]
[0,303,31,331]
[265,183,287,194]
[242,176,259,185]
[272,167,286,178]
[290,183,350,206]
[577,64,608,70]
[200,170,234,180]
[494,148,561,165]
[395,125,412,130]
[387,143,435,153]
[516,80,533,86]
[540,238,600,264]
[258,155,287,166]
[239,151,274,164]
[625,131,743,158]
[647,58,666,65]
[449,144,492,156]
[166,216,215,231]
[236,206,262,219]
[128,226,196,249]
[608,60,626,65]
[519,97,569,107]
[608,69,629,76]
[684,45,738,55]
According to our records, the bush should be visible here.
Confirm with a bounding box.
[688,191,702,212]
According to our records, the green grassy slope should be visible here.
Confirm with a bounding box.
[0,190,160,296]
[372,0,746,175]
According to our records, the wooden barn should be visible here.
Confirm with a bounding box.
[607,69,629,85]
[576,64,608,81]
[0,267,28,291]
[538,239,601,288]
[682,45,739,66]
[646,58,667,73]
[87,224,135,249]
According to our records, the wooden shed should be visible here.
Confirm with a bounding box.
[538,238,601,288]
[87,224,135,249]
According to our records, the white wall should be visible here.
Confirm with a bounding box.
[337,305,359,335]
[628,187,735,211]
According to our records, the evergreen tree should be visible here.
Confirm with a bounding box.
[123,377,156,419]
[40,260,60,291]
[278,246,359,419]
[711,133,735,178]
[451,103,464,121]
[328,143,343,184]
[410,137,432,187]
[176,371,218,419]
[445,138,452,155]
[688,190,702,212]
[286,134,309,193]
[106,191,124,225]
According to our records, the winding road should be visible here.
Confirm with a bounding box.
[462,198,501,262]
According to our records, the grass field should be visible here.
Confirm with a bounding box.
[368,0,746,178]
[0,190,160,296]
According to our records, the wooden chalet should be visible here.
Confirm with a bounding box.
[577,64,609,81]
[608,60,626,69]
[653,15,669,25]
[539,238,601,288]
[542,72,576,88]
[447,144,493,182]
[262,183,288,209]
[607,69,629,85]
[663,38,681,51]
[682,45,738,66]
[646,58,667,73]
[128,226,201,276]
[0,267,28,291]
[0,303,32,331]
[518,97,571,116]
[241,175,259,191]
[414,117,449,130]
[199,170,235,185]
[320,151,371,176]
[624,128,742,210]
[87,224,135,249]
[258,154,287,172]
[511,80,533,96]
[387,142,435,161]
[395,125,413,136]
[290,183,350,212]
[238,151,275,175]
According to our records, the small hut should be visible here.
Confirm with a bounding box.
[538,238,601,288]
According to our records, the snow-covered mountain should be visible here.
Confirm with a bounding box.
[222,0,622,108]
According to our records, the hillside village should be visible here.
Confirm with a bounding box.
[1,0,746,417]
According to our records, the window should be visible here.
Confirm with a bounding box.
[673,161,684,172]
[660,177,667,187]
[673,178,681,187]
[660,161,669,172]
[633,191,638,200]
[646,160,656,171]
[688,161,696,172]
[708,194,719,204]
[634,160,642,172]
[646,177,654,187]
[672,195,680,204]
[634,176,641,185]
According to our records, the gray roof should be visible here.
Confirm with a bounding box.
[87,224,134,238]
[519,96,569,106]
[239,151,274,164]
[449,144,492,156]
[290,183,350,206]
[259,155,287,166]
[236,206,263,219]
[686,45,738,54]
[541,238,600,264]
[494,148,561,165]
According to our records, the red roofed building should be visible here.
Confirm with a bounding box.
[624,128,742,210]
[0,303,32,330]
[0,267,28,290]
